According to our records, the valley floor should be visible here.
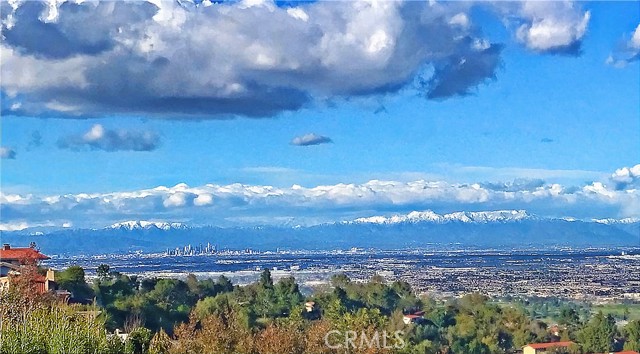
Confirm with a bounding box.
[43,248,640,302]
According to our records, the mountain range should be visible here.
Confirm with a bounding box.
[349,209,535,224]
[1,210,638,255]
[108,220,188,231]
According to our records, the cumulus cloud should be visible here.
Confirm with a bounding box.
[609,164,640,190]
[0,0,589,119]
[1,164,638,229]
[291,133,333,146]
[0,146,17,159]
[57,124,160,152]
[510,1,590,55]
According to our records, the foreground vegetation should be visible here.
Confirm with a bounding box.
[1,263,640,353]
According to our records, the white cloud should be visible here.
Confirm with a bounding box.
[610,164,640,190]
[0,220,61,231]
[193,193,213,206]
[449,13,470,29]
[607,23,640,67]
[508,1,590,55]
[57,124,160,152]
[163,193,189,208]
[0,0,588,119]
[1,164,638,229]
[0,221,31,231]
[631,23,640,49]
[291,133,333,146]
[286,7,308,22]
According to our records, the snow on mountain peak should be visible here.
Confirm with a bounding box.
[351,210,533,225]
[592,217,640,225]
[108,220,187,230]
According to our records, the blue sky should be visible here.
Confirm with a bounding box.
[0,0,639,230]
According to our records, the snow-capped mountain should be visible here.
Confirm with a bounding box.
[592,218,640,225]
[350,209,534,225]
[2,211,638,255]
[108,220,188,231]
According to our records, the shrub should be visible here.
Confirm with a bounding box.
[125,327,153,354]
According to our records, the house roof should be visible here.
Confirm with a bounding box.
[404,314,423,319]
[525,341,575,349]
[0,247,50,261]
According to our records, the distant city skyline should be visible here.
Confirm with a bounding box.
[1,0,638,230]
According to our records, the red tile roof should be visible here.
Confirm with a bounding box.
[0,247,50,261]
[525,341,575,349]
[404,314,423,319]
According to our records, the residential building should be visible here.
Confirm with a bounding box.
[403,311,425,325]
[305,301,316,312]
[523,341,576,354]
[0,243,55,294]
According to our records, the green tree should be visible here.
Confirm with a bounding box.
[330,273,350,288]
[57,265,94,299]
[366,283,399,313]
[578,311,617,353]
[217,275,234,293]
[559,306,580,326]
[256,286,278,318]
[185,274,199,296]
[139,278,158,293]
[446,295,512,354]
[428,306,456,328]
[391,280,413,298]
[195,293,234,319]
[126,327,153,354]
[259,268,274,289]
[97,264,111,279]
[145,278,195,330]
[624,320,640,351]
[274,276,304,315]
[323,297,348,323]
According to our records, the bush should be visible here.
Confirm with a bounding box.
[0,302,109,354]
[148,329,172,354]
[125,327,153,354]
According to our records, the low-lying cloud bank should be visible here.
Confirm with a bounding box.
[1,164,637,231]
[1,0,590,119]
